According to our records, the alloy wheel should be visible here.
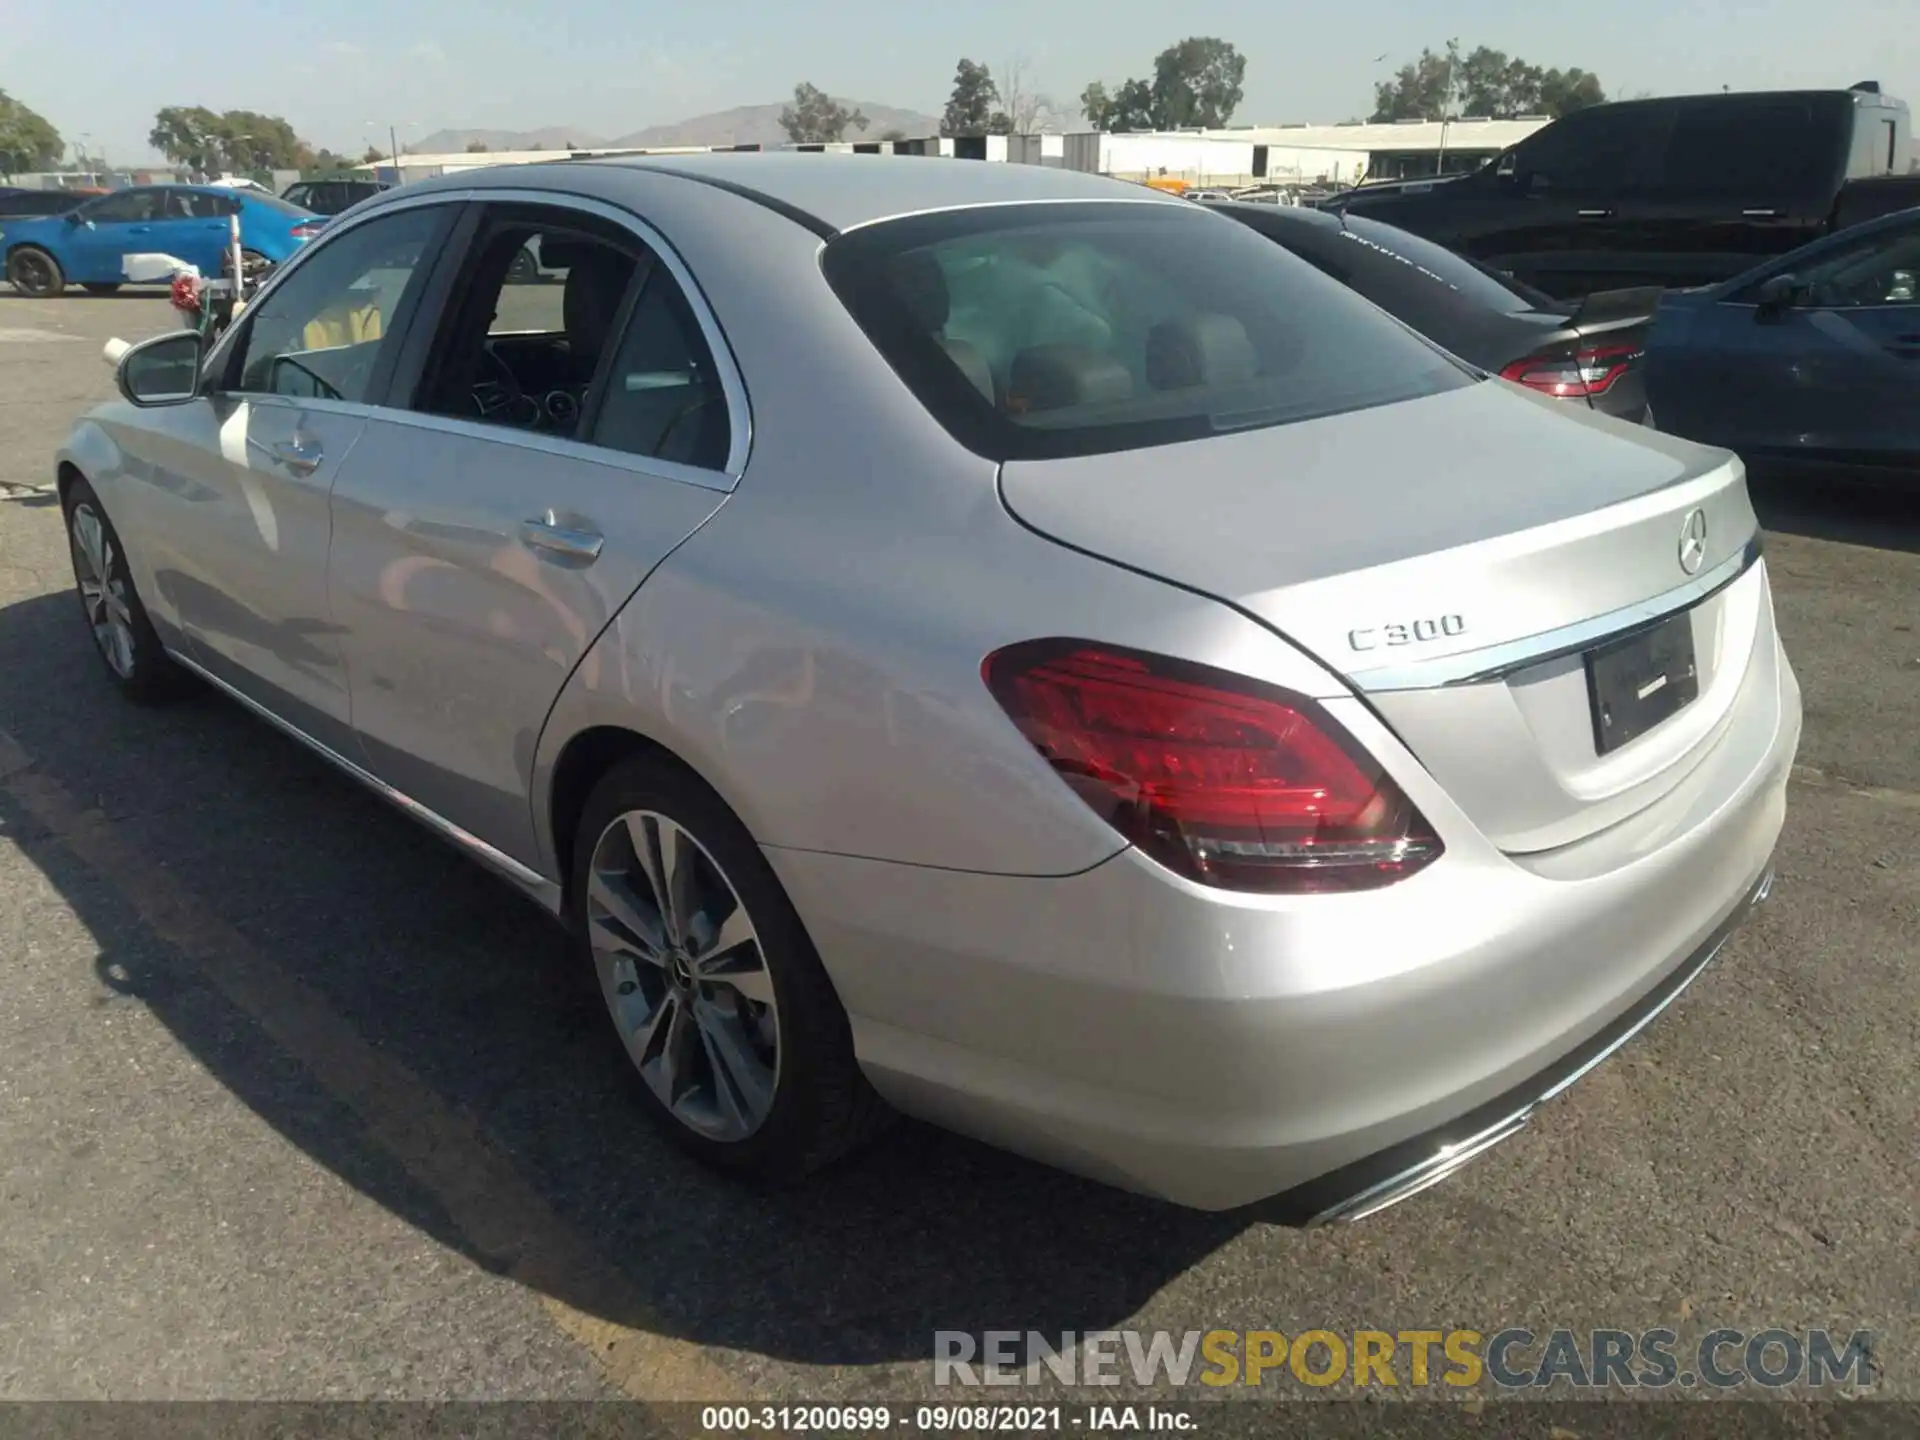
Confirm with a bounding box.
[587,809,781,1141]
[11,251,56,295]
[69,503,136,677]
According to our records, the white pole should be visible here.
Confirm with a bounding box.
[228,211,244,305]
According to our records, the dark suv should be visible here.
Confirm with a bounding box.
[279,177,390,216]
[1331,86,1912,298]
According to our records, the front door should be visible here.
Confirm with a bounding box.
[326,198,738,867]
[60,187,168,282]
[147,200,454,751]
[1466,105,1668,297]
[1746,218,1920,470]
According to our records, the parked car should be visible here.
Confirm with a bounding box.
[281,176,391,217]
[1207,200,1659,423]
[61,155,1798,1218]
[0,186,105,220]
[3,184,323,297]
[1328,84,1912,298]
[1645,204,1920,486]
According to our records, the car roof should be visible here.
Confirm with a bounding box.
[397,152,1187,235]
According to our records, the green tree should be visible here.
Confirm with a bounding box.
[466,139,490,153]
[941,59,998,136]
[1537,67,1606,116]
[1079,78,1157,132]
[779,82,869,143]
[360,145,386,165]
[879,128,907,142]
[1372,43,1606,121]
[1149,37,1246,128]
[1080,38,1245,132]
[150,105,312,171]
[0,90,63,174]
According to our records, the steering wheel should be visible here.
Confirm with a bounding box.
[471,346,541,429]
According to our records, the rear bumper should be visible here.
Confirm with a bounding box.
[765,631,1800,1214]
[1272,862,1774,1225]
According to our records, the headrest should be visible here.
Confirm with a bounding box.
[540,238,600,271]
[890,250,950,331]
[1007,345,1134,413]
[1146,313,1259,390]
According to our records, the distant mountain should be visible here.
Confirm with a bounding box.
[412,126,611,155]
[611,99,941,149]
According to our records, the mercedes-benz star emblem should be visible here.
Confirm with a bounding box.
[1678,508,1708,575]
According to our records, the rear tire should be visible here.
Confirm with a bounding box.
[570,754,892,1182]
[82,282,122,296]
[61,476,191,703]
[6,247,64,297]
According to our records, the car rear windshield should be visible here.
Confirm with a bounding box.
[821,202,1475,461]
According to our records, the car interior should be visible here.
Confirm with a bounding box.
[420,226,642,436]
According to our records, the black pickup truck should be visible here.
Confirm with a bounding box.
[1326,84,1914,299]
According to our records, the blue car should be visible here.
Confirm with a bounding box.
[1647,205,1920,486]
[2,184,323,297]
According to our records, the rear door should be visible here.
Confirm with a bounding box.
[1636,97,1844,287]
[325,194,738,867]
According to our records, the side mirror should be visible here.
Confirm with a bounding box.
[115,331,205,407]
[64,211,84,226]
[1755,273,1803,317]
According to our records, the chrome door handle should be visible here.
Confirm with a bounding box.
[1577,208,1615,218]
[519,516,604,561]
[269,437,322,476]
[1741,208,1782,218]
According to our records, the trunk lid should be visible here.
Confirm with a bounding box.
[999,380,1766,853]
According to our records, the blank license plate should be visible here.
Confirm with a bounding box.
[1585,611,1699,755]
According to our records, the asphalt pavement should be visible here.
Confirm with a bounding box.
[0,293,1914,1415]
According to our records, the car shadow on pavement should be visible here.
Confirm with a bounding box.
[1747,474,1920,554]
[0,589,1251,1369]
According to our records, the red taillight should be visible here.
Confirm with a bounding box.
[982,641,1442,894]
[1500,343,1640,398]
[290,223,322,239]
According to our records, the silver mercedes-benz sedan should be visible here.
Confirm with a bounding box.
[57,155,1800,1220]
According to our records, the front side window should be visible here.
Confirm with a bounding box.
[1791,225,1920,308]
[82,189,162,224]
[225,205,444,403]
[823,202,1472,462]
[1512,108,1664,194]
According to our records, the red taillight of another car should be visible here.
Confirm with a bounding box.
[289,223,323,239]
[1500,343,1640,399]
[982,641,1443,894]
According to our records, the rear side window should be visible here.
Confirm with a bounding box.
[1658,100,1831,195]
[822,202,1472,462]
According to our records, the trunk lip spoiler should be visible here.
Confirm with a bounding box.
[1347,534,1764,693]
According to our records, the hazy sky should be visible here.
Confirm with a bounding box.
[11,0,1917,164]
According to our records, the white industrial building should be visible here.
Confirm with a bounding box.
[347,116,1549,192]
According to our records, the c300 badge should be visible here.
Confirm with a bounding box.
[1348,615,1467,652]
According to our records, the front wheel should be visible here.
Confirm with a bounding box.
[571,755,891,1181]
[6,247,65,297]
[61,476,190,702]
